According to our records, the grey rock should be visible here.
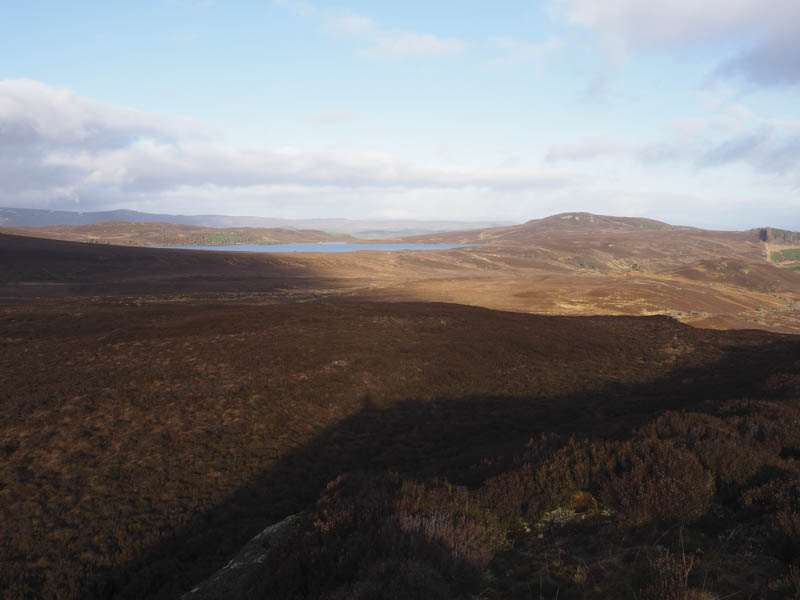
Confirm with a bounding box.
[181,513,302,600]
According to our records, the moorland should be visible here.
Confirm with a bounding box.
[0,221,356,247]
[3,212,800,332]
[2,212,800,599]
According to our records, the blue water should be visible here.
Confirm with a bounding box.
[162,242,474,253]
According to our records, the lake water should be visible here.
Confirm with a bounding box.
[163,242,473,253]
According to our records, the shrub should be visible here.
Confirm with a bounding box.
[742,478,800,561]
[476,437,619,528]
[249,472,508,599]
[637,410,787,500]
[600,440,714,527]
[640,551,696,600]
[768,565,800,597]
[516,432,564,466]
[475,464,538,531]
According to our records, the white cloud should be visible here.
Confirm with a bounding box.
[324,12,465,59]
[274,4,463,59]
[552,0,800,85]
[546,110,800,179]
[547,138,632,162]
[0,79,577,216]
[368,31,464,59]
[0,79,208,149]
[552,0,788,51]
[493,37,562,65]
[42,141,576,192]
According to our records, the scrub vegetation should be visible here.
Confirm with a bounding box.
[772,248,800,262]
[3,215,800,599]
[2,300,800,599]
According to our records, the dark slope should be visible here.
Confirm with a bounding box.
[0,233,337,298]
[2,299,799,598]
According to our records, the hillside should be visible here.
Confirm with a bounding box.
[2,211,799,334]
[403,213,800,273]
[0,221,355,247]
[3,213,800,599]
[2,300,800,599]
[401,211,742,242]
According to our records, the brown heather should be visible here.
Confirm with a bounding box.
[2,227,800,599]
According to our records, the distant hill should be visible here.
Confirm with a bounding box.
[399,211,751,244]
[395,211,800,279]
[0,207,513,238]
[0,221,356,247]
[489,212,677,241]
[524,212,673,231]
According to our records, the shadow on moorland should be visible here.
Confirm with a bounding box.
[0,233,353,299]
[92,331,800,599]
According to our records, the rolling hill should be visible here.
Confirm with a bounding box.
[2,211,799,333]
[0,221,355,247]
[3,212,800,598]
[0,206,511,238]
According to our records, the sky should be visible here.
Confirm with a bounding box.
[1,0,800,230]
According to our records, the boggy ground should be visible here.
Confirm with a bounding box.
[2,298,800,598]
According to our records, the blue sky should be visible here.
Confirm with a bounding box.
[1,0,799,229]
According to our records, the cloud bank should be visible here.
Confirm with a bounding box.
[546,112,800,178]
[0,79,575,217]
[2,79,798,228]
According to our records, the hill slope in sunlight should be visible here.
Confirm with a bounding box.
[0,221,355,247]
